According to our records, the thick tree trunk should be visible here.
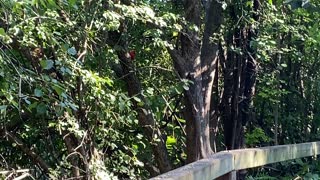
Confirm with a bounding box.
[200,0,223,156]
[170,0,223,161]
[221,32,236,150]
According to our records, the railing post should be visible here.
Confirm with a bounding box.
[216,171,236,180]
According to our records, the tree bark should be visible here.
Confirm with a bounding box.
[221,0,258,151]
[170,0,223,161]
[200,0,224,157]
[62,131,81,178]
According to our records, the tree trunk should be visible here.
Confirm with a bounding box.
[221,0,258,151]
[170,0,223,161]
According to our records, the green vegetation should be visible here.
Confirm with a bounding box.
[0,0,320,179]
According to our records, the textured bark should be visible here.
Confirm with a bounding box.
[170,0,223,161]
[221,32,236,150]
[222,29,257,150]
[200,0,223,157]
[209,60,219,152]
[62,131,81,178]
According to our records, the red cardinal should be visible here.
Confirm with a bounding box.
[129,50,136,60]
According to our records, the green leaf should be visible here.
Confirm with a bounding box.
[0,105,7,110]
[119,101,125,111]
[48,121,56,127]
[0,105,7,114]
[40,60,54,70]
[183,85,189,91]
[36,103,47,115]
[109,94,116,102]
[133,96,141,102]
[0,28,6,36]
[104,77,113,86]
[246,1,253,8]
[47,0,57,7]
[67,47,77,56]
[39,0,47,7]
[177,118,186,123]
[280,63,287,68]
[68,0,76,6]
[133,160,144,167]
[34,88,43,97]
[23,98,31,105]
[68,102,78,110]
[166,136,177,148]
[172,31,179,37]
[137,102,145,107]
[29,102,38,110]
[146,88,154,95]
[53,85,64,96]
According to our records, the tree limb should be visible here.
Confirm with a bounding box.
[3,130,50,174]
[118,50,172,173]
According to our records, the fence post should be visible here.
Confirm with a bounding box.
[216,171,236,180]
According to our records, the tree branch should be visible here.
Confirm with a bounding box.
[3,130,50,174]
[167,48,188,78]
[62,131,81,178]
[118,50,172,173]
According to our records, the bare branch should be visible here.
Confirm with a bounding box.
[13,173,35,180]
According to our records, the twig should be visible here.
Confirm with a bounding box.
[13,173,35,180]
[74,131,87,151]
[63,175,86,180]
[137,65,173,72]
[0,154,8,169]
[0,169,30,175]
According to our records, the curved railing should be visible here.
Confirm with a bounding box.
[151,142,320,180]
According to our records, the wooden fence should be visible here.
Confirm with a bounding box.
[151,142,320,180]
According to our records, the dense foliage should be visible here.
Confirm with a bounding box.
[0,0,320,179]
